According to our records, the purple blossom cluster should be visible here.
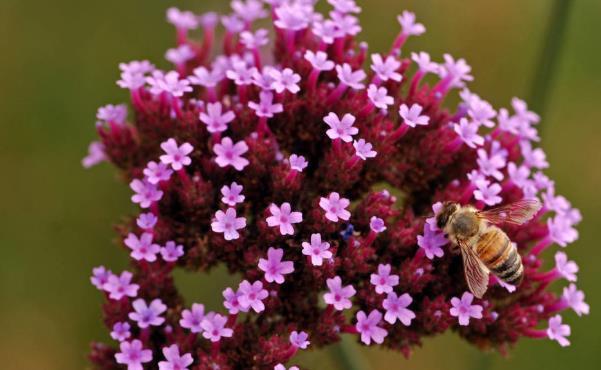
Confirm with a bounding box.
[85,1,588,369]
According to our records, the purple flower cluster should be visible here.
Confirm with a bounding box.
[86,1,587,369]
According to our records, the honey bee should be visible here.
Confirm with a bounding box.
[436,198,542,298]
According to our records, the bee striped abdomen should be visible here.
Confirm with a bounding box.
[475,226,524,285]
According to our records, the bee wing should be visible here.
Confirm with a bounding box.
[458,239,489,299]
[477,198,542,226]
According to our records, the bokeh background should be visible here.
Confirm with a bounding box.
[1,0,600,369]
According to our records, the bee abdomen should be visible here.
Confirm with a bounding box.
[476,227,523,285]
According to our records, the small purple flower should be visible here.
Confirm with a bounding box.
[240,29,269,49]
[548,215,579,247]
[312,20,341,44]
[221,15,245,34]
[439,54,473,89]
[200,102,235,134]
[111,322,131,342]
[554,251,578,282]
[160,241,184,262]
[136,212,158,230]
[226,61,257,86]
[166,7,199,30]
[477,148,506,181]
[397,10,425,36]
[165,44,195,66]
[238,280,269,313]
[213,137,249,171]
[266,202,303,235]
[160,138,194,171]
[474,181,503,206]
[97,104,128,125]
[252,66,278,91]
[143,161,173,184]
[117,61,154,90]
[328,0,361,14]
[302,233,333,266]
[411,51,438,74]
[188,66,223,88]
[353,139,377,160]
[146,70,193,97]
[130,179,163,208]
[417,223,447,259]
[269,68,301,94]
[211,208,247,240]
[320,192,351,222]
[336,63,366,90]
[453,118,484,148]
[304,50,335,71]
[91,266,111,290]
[103,271,139,300]
[367,84,394,110]
[330,12,361,36]
[82,141,107,168]
[200,313,233,342]
[450,292,483,326]
[466,94,497,128]
[248,91,284,118]
[370,216,386,233]
[124,232,160,262]
[179,303,205,333]
[223,287,245,314]
[158,344,193,370]
[289,330,310,349]
[231,0,267,23]
[274,2,311,31]
[382,292,415,325]
[221,182,245,206]
[289,154,308,172]
[521,141,549,169]
[370,54,402,82]
[115,339,153,370]
[258,247,294,284]
[324,276,356,311]
[355,310,388,345]
[324,112,359,142]
[274,365,299,370]
[507,162,531,188]
[562,284,589,316]
[370,264,399,294]
[399,103,429,127]
[547,315,571,347]
[129,298,167,329]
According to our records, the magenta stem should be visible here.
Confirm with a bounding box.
[327,83,348,105]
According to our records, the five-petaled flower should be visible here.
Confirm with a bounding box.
[201,313,233,342]
[319,192,351,222]
[324,276,356,311]
[129,298,167,329]
[238,280,269,313]
[370,264,399,295]
[355,310,388,345]
[324,112,359,142]
[258,247,295,284]
[213,137,250,171]
[302,233,333,266]
[211,208,247,240]
[115,339,153,370]
[266,202,303,235]
[449,292,483,326]
[179,303,205,333]
[158,344,193,370]
[382,292,415,325]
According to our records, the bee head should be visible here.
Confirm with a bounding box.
[436,202,459,229]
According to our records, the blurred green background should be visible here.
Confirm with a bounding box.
[1,0,599,369]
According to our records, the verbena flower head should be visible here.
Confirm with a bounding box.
[87,1,586,368]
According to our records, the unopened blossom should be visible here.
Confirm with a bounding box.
[290,330,310,349]
[258,247,294,284]
[213,137,249,171]
[124,232,160,262]
[270,68,301,94]
[304,50,335,71]
[371,54,402,82]
[103,271,139,300]
[367,85,394,110]
[97,104,128,125]
[146,70,192,97]
[399,103,429,127]
[91,266,111,290]
[166,7,198,30]
[143,161,173,184]
[240,29,269,49]
[289,154,308,172]
[355,310,388,345]
[370,216,386,233]
[160,139,194,171]
[302,233,332,266]
[353,139,377,160]
[324,112,359,142]
[370,264,399,294]
[238,280,269,313]
[160,241,184,262]
[249,91,284,118]
[324,276,355,311]
[554,252,579,281]
[211,208,247,240]
[82,141,107,168]
[115,340,153,370]
[111,322,131,342]
[450,292,483,326]
[129,298,167,328]
[201,313,233,342]
[336,63,366,90]
[417,223,447,259]
[266,202,303,235]
[179,303,205,333]
[223,287,245,315]
[165,44,195,65]
[320,192,351,222]
[547,315,571,347]
[200,102,235,133]
[221,182,245,206]
[397,11,425,36]
[453,118,484,148]
[382,292,415,325]
[562,284,590,316]
[158,344,193,370]
[474,181,503,206]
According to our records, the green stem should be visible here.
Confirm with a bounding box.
[330,336,372,370]
[528,0,574,120]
